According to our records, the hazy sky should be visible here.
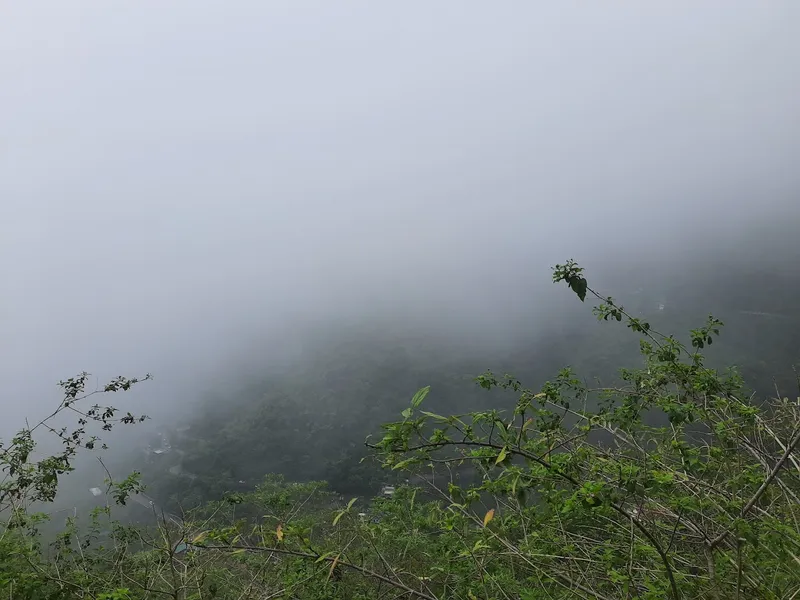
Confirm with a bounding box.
[2,2,799,429]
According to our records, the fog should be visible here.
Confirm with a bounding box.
[2,2,800,435]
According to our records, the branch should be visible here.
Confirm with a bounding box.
[374,439,681,600]
[198,544,438,600]
[709,426,800,549]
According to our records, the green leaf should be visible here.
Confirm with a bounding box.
[568,276,588,302]
[332,510,346,526]
[420,411,448,422]
[495,447,508,465]
[392,458,416,470]
[411,386,431,408]
[472,540,489,552]
[347,497,358,510]
[401,407,412,419]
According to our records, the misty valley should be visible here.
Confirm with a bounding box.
[4,2,800,598]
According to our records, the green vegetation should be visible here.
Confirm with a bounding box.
[3,262,800,599]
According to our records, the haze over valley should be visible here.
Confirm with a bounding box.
[2,4,800,599]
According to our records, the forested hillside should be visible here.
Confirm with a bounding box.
[134,243,800,511]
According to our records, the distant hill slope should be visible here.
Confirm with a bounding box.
[140,233,800,507]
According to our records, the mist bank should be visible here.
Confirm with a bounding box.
[48,206,800,443]
[89,225,794,506]
[27,205,800,523]
[179,206,800,401]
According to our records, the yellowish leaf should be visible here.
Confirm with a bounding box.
[191,530,208,544]
[483,508,495,527]
[276,524,284,542]
[327,554,340,581]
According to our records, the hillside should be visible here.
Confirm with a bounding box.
[133,248,800,511]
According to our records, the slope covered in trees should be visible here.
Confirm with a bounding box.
[136,246,800,509]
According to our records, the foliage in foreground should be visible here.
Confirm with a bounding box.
[2,262,799,599]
